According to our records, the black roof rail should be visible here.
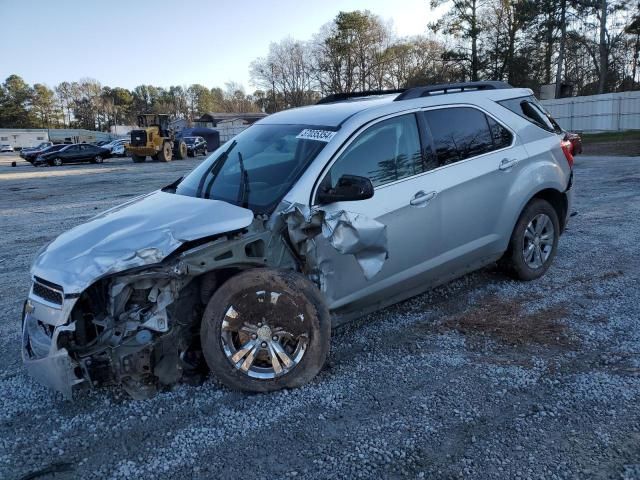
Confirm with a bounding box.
[394,81,513,101]
[316,89,406,105]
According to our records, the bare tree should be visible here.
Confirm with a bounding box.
[250,37,316,109]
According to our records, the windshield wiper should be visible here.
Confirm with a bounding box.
[236,151,250,209]
[197,140,237,199]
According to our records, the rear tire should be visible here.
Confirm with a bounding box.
[200,269,331,392]
[501,198,560,281]
[157,142,172,162]
[174,141,187,160]
[131,154,146,163]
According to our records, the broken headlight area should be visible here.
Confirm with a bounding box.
[57,271,207,399]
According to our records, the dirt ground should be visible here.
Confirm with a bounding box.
[0,153,639,479]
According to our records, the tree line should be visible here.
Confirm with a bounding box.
[0,78,261,130]
[1,1,638,130]
[251,1,639,110]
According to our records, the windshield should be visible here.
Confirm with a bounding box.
[183,137,197,144]
[175,124,329,213]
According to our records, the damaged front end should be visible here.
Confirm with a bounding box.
[22,197,389,399]
[22,212,299,399]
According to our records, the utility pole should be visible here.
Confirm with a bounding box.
[555,0,568,99]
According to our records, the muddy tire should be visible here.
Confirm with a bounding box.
[157,141,173,162]
[200,269,331,392]
[174,140,187,160]
[501,198,560,281]
[131,154,146,163]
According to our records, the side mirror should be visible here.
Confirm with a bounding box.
[317,174,374,205]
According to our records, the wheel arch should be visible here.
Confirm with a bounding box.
[501,183,568,255]
[530,188,568,233]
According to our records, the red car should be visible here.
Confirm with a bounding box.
[563,131,582,155]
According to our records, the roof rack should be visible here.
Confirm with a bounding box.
[316,89,406,105]
[394,81,513,101]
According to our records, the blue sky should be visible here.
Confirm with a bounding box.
[0,0,443,91]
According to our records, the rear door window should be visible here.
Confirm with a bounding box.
[487,116,513,149]
[422,107,497,166]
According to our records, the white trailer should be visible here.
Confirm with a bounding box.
[0,129,50,149]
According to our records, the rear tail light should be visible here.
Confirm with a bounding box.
[560,140,574,169]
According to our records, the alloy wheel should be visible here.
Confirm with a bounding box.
[220,291,309,379]
[522,213,555,269]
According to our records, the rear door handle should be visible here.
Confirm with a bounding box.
[410,190,437,207]
[499,158,518,171]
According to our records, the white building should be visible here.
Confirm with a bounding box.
[194,112,267,142]
[0,129,49,149]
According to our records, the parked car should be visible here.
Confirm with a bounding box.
[22,141,53,154]
[183,136,208,157]
[101,139,128,157]
[23,144,68,163]
[22,81,574,399]
[1,144,14,152]
[35,143,111,166]
[563,131,583,155]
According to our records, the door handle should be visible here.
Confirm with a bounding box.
[499,158,518,170]
[410,190,437,206]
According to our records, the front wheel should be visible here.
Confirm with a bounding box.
[131,154,146,163]
[52,157,63,167]
[200,269,331,392]
[501,198,560,281]
[93,155,103,164]
[157,142,173,162]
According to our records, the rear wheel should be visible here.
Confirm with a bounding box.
[157,142,172,162]
[175,140,187,160]
[131,154,146,163]
[200,269,331,392]
[501,198,560,281]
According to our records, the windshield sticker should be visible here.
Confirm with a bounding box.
[296,129,337,142]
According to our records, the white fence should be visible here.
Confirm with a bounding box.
[540,91,640,132]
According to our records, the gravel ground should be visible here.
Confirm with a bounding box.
[0,153,639,480]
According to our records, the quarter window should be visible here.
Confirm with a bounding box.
[499,95,563,133]
[323,114,423,189]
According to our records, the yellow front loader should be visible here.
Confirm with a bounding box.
[126,114,187,163]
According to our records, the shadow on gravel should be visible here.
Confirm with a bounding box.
[438,295,573,348]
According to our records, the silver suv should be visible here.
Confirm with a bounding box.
[23,81,574,398]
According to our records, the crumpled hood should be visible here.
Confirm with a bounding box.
[31,190,254,293]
